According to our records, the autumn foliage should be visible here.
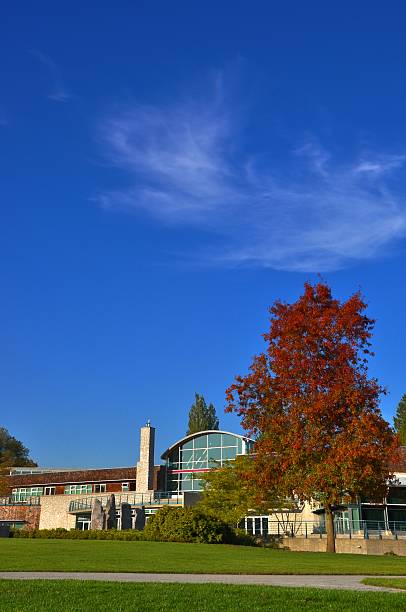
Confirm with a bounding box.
[226,282,398,551]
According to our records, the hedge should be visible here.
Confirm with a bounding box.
[10,508,256,545]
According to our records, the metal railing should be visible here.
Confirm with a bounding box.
[68,492,183,513]
[247,520,406,540]
[0,496,41,507]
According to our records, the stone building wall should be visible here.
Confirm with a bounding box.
[284,535,406,555]
[39,495,85,530]
[136,424,155,493]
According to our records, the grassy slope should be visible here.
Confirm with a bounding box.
[1,539,406,574]
[362,578,406,590]
[1,581,406,612]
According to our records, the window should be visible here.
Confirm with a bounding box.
[121,482,129,492]
[93,483,106,493]
[208,433,222,447]
[194,435,208,449]
[29,487,43,497]
[221,434,237,447]
[12,487,43,501]
[166,432,247,494]
[64,484,92,495]
[180,449,193,462]
[12,488,26,501]
[76,514,91,530]
[387,487,406,505]
[222,446,237,461]
[44,486,56,496]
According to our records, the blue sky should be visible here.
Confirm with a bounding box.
[1,2,406,467]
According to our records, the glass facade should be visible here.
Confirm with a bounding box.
[165,431,252,493]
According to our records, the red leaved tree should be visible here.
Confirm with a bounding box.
[226,282,398,552]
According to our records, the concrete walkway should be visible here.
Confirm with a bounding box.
[0,572,405,591]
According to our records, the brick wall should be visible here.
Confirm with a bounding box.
[8,467,136,490]
[0,505,40,530]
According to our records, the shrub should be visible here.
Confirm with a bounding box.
[144,506,245,544]
[10,509,256,545]
[10,528,146,541]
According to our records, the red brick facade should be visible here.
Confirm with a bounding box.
[0,504,40,530]
[6,467,137,496]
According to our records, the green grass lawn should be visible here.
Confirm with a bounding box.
[1,539,406,574]
[362,577,406,590]
[0,580,405,612]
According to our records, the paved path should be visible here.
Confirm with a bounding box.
[0,572,405,591]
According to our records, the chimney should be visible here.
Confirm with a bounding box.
[136,420,155,493]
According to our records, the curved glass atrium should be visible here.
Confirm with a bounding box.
[163,431,253,493]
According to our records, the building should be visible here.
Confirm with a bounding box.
[1,421,406,536]
[0,423,253,531]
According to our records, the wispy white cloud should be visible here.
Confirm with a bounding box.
[353,155,406,175]
[95,89,406,272]
[30,50,71,103]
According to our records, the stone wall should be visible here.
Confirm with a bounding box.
[136,424,155,493]
[284,536,406,555]
[39,495,89,530]
[0,505,40,530]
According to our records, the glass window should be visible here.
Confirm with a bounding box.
[388,508,406,527]
[208,433,222,447]
[208,447,221,467]
[168,449,180,469]
[194,435,208,449]
[246,440,254,453]
[361,507,385,529]
[64,484,92,495]
[12,487,44,500]
[193,478,203,491]
[222,434,237,447]
[182,439,194,450]
[194,450,207,468]
[193,449,207,461]
[122,482,129,492]
[180,473,194,491]
[94,483,106,493]
[167,475,179,492]
[387,487,406,505]
[180,449,193,462]
[222,446,237,461]
[12,488,26,502]
[208,447,221,461]
[237,438,243,454]
[44,486,55,496]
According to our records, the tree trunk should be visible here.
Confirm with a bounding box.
[325,504,336,553]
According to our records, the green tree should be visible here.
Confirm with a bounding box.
[198,457,255,527]
[394,394,406,445]
[199,457,303,530]
[186,393,219,435]
[0,427,37,467]
[0,427,37,496]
